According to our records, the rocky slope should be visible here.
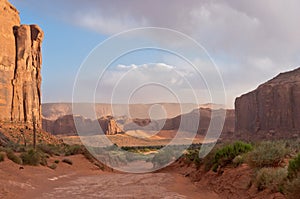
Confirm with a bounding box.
[235,67,300,137]
[0,0,43,128]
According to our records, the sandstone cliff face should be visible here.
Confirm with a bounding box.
[235,67,300,135]
[0,0,43,127]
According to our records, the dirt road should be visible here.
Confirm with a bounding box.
[1,155,219,199]
[31,172,219,199]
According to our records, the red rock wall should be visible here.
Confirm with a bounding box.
[0,0,43,127]
[235,68,300,134]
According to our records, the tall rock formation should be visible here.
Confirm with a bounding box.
[0,0,43,127]
[235,67,300,136]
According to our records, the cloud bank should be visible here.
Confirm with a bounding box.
[12,0,300,107]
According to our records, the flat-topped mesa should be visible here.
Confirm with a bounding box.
[235,67,300,137]
[0,0,44,128]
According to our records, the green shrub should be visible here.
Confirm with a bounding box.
[255,167,287,191]
[184,149,202,167]
[65,145,84,156]
[0,153,5,162]
[288,153,300,179]
[212,141,253,170]
[62,158,73,165]
[20,149,41,166]
[54,160,60,164]
[6,150,22,165]
[48,163,57,170]
[203,149,218,172]
[248,141,287,168]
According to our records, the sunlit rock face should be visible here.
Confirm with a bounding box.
[0,0,43,127]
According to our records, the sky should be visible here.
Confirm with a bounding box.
[10,0,300,108]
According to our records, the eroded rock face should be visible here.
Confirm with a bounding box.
[235,67,300,135]
[0,0,43,127]
[43,115,124,136]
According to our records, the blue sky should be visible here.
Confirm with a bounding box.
[9,0,300,108]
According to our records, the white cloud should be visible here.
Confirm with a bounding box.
[95,63,210,104]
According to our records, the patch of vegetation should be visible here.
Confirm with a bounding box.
[82,149,95,162]
[5,142,26,153]
[247,141,287,168]
[62,158,73,165]
[288,153,300,179]
[255,167,287,192]
[211,141,253,171]
[6,150,22,165]
[94,162,104,170]
[184,149,202,167]
[284,139,300,156]
[232,155,245,167]
[64,144,84,156]
[0,152,5,162]
[37,144,62,156]
[152,148,176,167]
[286,176,300,199]
[20,149,41,166]
[54,160,60,164]
[48,163,57,170]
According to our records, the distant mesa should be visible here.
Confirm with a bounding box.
[235,67,300,139]
[42,106,235,137]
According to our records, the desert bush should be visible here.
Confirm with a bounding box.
[94,162,104,170]
[62,158,73,165]
[232,155,245,167]
[6,150,22,165]
[0,152,5,162]
[247,141,287,168]
[184,149,202,167]
[20,149,41,166]
[65,145,84,156]
[48,163,57,170]
[39,152,48,166]
[288,153,300,179]
[212,141,253,170]
[255,167,287,192]
[284,139,300,155]
[54,160,60,164]
[37,144,61,156]
[203,149,218,172]
[286,176,300,199]
[82,149,95,162]
[152,148,176,167]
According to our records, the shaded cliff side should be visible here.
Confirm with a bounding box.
[0,0,43,127]
[235,67,300,138]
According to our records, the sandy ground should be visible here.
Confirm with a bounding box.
[0,155,219,199]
